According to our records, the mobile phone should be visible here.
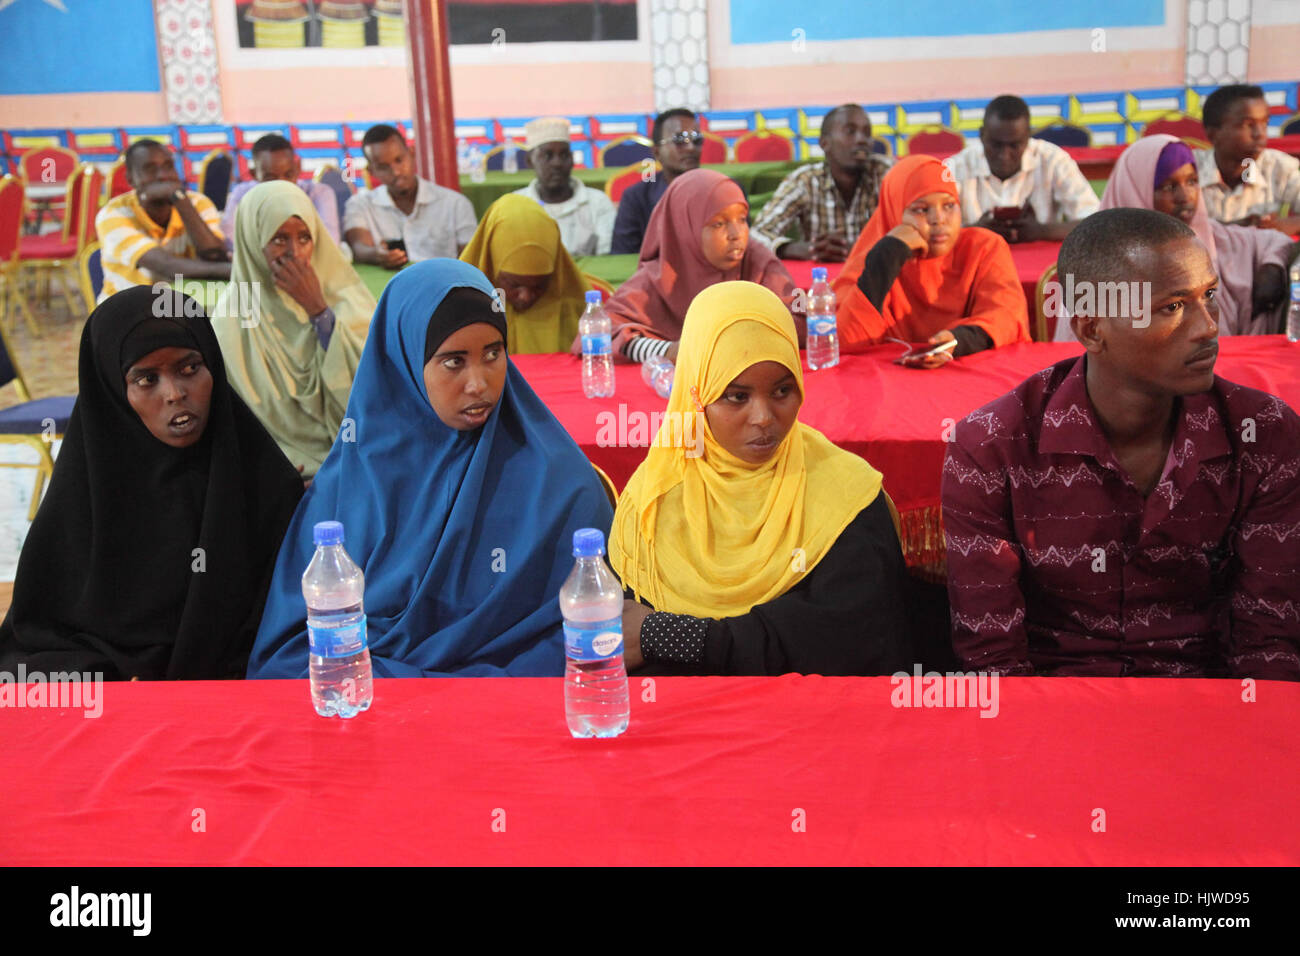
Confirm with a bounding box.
[992,206,1023,221]
[895,339,958,366]
[385,239,407,253]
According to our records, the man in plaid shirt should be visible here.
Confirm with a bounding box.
[751,104,891,262]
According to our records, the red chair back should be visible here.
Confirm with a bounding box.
[605,164,648,204]
[699,132,728,164]
[19,145,79,187]
[106,159,132,202]
[734,131,794,163]
[0,175,23,263]
[905,127,966,157]
[59,162,88,242]
[77,166,105,248]
[1143,113,1208,147]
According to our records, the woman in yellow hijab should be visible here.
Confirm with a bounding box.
[460,193,610,354]
[212,180,375,478]
[609,281,911,675]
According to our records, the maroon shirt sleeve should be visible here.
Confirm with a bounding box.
[941,429,1033,675]
[1227,405,1300,681]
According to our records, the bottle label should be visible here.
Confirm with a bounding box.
[564,615,624,662]
[809,316,837,336]
[308,618,368,659]
[1290,280,1300,304]
[582,333,612,356]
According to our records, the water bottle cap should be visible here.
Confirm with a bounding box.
[572,527,606,557]
[811,267,828,280]
[313,520,344,546]
[585,290,602,304]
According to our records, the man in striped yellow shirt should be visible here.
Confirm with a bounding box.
[94,140,231,301]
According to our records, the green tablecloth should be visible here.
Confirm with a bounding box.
[457,161,806,219]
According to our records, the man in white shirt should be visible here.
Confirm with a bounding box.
[1194,83,1300,235]
[343,124,477,269]
[512,116,615,256]
[944,95,1099,243]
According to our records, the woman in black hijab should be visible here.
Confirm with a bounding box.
[0,286,303,680]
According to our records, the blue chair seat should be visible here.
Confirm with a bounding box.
[0,395,74,434]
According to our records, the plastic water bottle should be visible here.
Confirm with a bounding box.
[503,139,519,174]
[303,520,373,719]
[560,528,629,739]
[456,139,469,175]
[640,354,674,399]
[469,144,486,184]
[806,266,839,370]
[579,290,615,398]
[1287,264,1300,343]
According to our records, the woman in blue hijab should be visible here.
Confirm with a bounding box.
[248,259,613,677]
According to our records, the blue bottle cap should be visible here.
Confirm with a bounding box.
[313,520,344,546]
[572,528,606,557]
[811,266,828,281]
[585,290,602,304]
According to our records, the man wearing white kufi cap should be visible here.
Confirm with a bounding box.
[512,116,616,257]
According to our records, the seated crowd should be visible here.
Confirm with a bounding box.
[3,85,1296,683]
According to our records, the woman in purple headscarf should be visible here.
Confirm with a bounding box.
[1055,134,1297,338]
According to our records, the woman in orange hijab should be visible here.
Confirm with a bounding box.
[832,155,1030,366]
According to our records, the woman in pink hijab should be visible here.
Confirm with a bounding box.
[600,169,801,363]
[1055,133,1296,339]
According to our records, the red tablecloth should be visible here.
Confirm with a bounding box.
[782,241,1060,324]
[3,675,1295,865]
[517,338,1300,563]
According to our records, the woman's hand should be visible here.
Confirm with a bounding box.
[271,256,328,317]
[888,222,929,256]
[622,598,650,671]
[902,330,957,370]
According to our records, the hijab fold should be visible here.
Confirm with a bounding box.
[248,260,613,678]
[604,169,799,342]
[212,180,375,476]
[609,281,884,617]
[458,194,593,354]
[0,287,303,680]
[833,155,1030,349]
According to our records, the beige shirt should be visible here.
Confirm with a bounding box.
[944,138,1100,226]
[343,178,476,261]
[1194,147,1300,223]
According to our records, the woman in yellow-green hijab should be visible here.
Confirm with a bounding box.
[459,193,609,354]
[212,180,375,478]
[609,281,911,676]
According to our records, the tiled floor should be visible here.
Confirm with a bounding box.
[1,271,86,600]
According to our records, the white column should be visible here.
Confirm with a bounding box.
[649,0,711,113]
[155,0,224,124]
[1186,0,1252,86]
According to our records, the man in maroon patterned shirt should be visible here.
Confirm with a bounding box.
[943,208,1300,680]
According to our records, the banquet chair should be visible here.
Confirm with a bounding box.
[904,126,966,157]
[599,136,654,169]
[18,164,101,321]
[591,462,618,508]
[604,162,654,203]
[78,240,103,308]
[0,175,39,337]
[17,144,79,232]
[699,131,728,164]
[1033,123,1093,148]
[1281,113,1300,136]
[1034,262,1059,342]
[104,158,132,204]
[733,131,794,163]
[0,318,73,521]
[197,150,234,211]
[313,164,355,226]
[869,137,894,157]
[1142,113,1209,149]
[484,144,531,172]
